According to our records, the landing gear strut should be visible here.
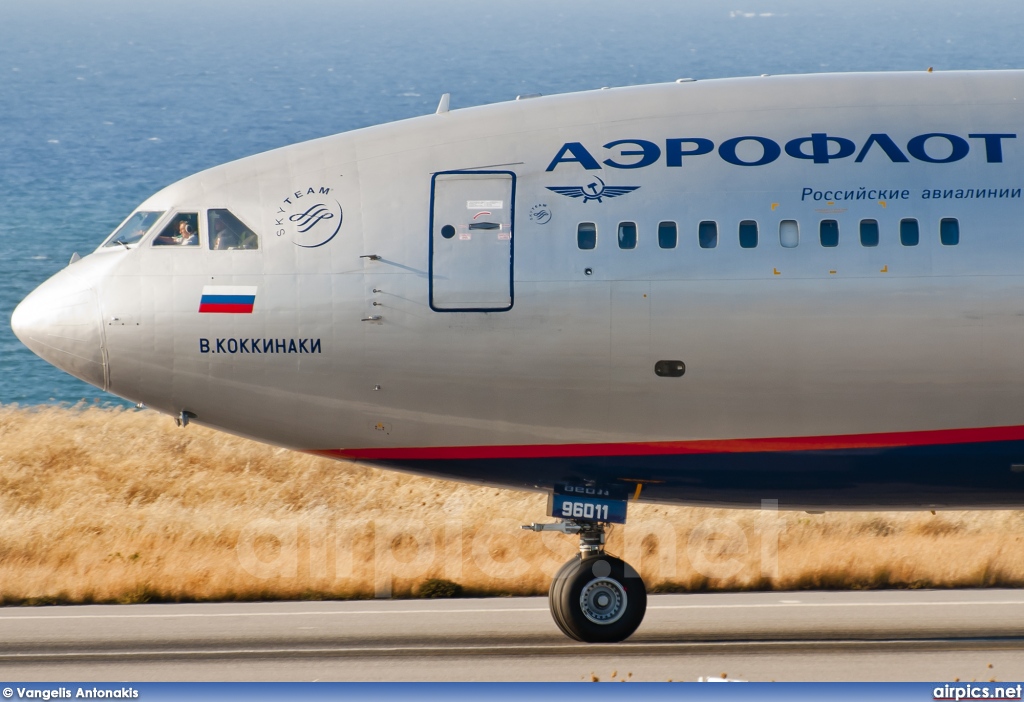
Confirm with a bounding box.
[522,520,647,642]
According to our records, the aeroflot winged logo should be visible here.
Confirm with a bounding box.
[274,185,343,248]
[547,176,640,203]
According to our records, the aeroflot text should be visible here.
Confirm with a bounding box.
[546,133,1016,170]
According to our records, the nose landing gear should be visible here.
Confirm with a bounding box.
[523,520,647,642]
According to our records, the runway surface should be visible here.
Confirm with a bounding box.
[1,590,1022,681]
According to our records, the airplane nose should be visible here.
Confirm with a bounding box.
[11,271,107,391]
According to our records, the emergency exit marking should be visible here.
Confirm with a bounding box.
[467,200,503,209]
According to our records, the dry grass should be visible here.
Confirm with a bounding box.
[1,404,1023,605]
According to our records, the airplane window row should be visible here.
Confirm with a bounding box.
[577,218,960,250]
[103,209,259,250]
[151,210,259,250]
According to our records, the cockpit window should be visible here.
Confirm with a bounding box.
[208,209,259,250]
[102,211,164,248]
[153,213,200,246]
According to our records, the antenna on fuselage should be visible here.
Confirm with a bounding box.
[436,93,450,114]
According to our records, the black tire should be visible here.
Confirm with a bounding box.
[548,556,580,638]
[549,554,646,643]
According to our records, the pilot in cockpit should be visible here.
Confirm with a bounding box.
[177,221,198,245]
[154,218,198,246]
[211,216,239,250]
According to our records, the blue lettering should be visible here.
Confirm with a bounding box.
[784,133,856,164]
[251,338,261,353]
[855,134,910,163]
[602,139,661,169]
[240,339,249,353]
[801,187,814,200]
[215,339,225,353]
[319,186,331,195]
[275,339,286,353]
[299,339,308,353]
[546,142,601,171]
[264,339,274,353]
[227,339,238,353]
[310,339,321,354]
[718,136,781,167]
[199,338,210,353]
[665,138,714,167]
[907,133,970,164]
[288,339,298,354]
[968,134,1016,163]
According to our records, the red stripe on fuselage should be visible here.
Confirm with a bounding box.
[198,302,253,314]
[312,425,1024,461]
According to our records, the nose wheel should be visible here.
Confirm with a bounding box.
[550,553,646,642]
[525,520,647,642]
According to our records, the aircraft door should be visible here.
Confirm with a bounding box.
[429,170,515,311]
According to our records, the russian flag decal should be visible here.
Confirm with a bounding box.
[199,285,257,314]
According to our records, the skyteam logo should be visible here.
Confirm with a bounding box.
[547,176,640,203]
[274,185,343,248]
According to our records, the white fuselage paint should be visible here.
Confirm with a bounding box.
[13,71,1024,510]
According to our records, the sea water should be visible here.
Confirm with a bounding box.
[2,0,1022,405]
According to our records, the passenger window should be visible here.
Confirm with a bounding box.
[819,220,839,248]
[153,213,199,247]
[940,218,959,246]
[900,218,919,246]
[577,222,597,250]
[618,221,637,249]
[698,221,718,249]
[779,220,799,248]
[209,209,259,250]
[658,221,677,249]
[739,220,758,248]
[860,220,879,247]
